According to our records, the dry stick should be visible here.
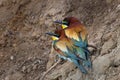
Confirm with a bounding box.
[40,58,61,80]
[88,44,97,50]
[35,44,56,80]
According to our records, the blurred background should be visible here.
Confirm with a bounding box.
[0,0,120,80]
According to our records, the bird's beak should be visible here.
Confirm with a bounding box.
[46,32,59,37]
[54,20,63,24]
[46,32,55,36]
[46,32,59,40]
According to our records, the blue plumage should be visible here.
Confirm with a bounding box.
[46,17,93,74]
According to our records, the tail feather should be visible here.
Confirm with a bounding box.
[76,47,92,68]
[83,48,92,68]
[83,59,92,68]
[72,38,88,48]
[72,59,87,74]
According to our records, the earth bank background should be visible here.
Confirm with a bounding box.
[0,0,120,80]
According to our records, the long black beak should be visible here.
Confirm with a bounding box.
[54,20,62,24]
[46,32,59,37]
[46,32,55,36]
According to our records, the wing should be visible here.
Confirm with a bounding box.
[65,28,80,41]
[75,46,92,68]
[64,23,91,68]
[54,38,85,61]
[65,23,88,48]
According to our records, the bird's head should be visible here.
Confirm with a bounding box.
[54,20,68,29]
[54,17,80,29]
[46,32,59,41]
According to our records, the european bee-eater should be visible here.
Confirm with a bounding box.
[46,29,88,74]
[54,17,92,68]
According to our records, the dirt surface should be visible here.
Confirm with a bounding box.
[0,0,50,80]
[0,0,120,80]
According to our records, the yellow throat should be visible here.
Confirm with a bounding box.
[62,24,68,29]
[52,36,59,40]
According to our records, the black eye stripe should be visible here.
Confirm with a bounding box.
[55,34,60,37]
[62,21,68,25]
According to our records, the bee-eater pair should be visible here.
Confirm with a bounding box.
[46,17,92,74]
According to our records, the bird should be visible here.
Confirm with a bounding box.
[54,17,92,68]
[46,28,88,74]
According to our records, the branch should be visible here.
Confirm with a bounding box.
[88,44,97,50]
[40,58,61,80]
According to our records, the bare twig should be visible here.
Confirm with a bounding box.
[40,58,61,80]
[88,44,97,50]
